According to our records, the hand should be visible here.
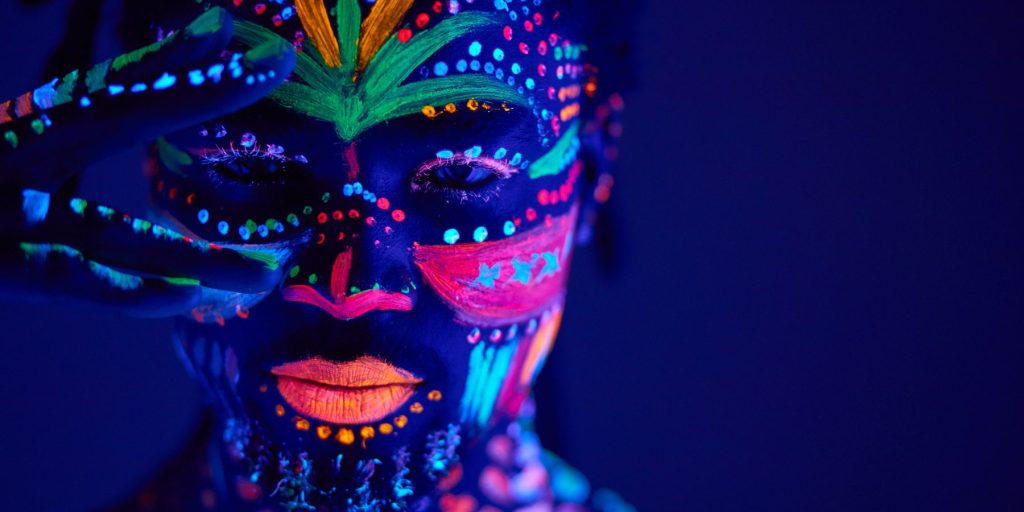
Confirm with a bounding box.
[0,7,296,317]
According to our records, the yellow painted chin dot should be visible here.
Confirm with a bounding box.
[360,425,375,440]
[294,418,310,431]
[275,405,285,417]
[394,415,408,428]
[316,425,332,440]
[428,390,442,401]
[410,402,424,414]
[336,428,355,446]
[379,423,394,435]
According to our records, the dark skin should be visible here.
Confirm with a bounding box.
[1,2,624,509]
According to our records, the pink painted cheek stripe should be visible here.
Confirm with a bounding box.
[281,286,413,320]
[281,247,413,320]
[414,207,577,327]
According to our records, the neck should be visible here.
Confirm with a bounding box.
[199,412,555,511]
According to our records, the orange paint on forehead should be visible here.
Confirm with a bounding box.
[294,0,341,67]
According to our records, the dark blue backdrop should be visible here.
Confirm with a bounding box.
[1,1,1021,510]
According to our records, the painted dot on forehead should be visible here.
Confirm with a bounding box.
[468,40,482,57]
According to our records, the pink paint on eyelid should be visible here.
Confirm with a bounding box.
[413,206,577,327]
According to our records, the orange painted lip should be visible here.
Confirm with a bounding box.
[271,356,422,425]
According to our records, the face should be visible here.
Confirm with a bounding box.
[148,0,609,501]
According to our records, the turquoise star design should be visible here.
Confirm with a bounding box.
[535,251,560,281]
[474,262,501,288]
[510,257,534,285]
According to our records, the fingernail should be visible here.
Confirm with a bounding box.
[237,248,281,271]
[244,38,294,69]
[186,7,230,38]
[164,276,202,287]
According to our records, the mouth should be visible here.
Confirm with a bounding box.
[270,356,422,425]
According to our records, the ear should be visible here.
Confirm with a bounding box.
[575,92,624,257]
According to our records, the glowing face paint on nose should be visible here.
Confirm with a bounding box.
[282,247,413,320]
[413,206,576,326]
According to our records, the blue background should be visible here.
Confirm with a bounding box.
[1,1,1021,510]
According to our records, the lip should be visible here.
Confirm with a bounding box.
[271,356,422,424]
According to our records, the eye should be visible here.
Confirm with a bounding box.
[412,154,518,202]
[199,145,307,186]
[433,164,496,188]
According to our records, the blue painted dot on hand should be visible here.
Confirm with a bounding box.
[468,41,482,57]
[153,72,177,90]
[198,209,209,224]
[443,228,460,245]
[504,220,516,236]
[188,70,205,86]
[107,84,125,96]
[473,226,488,242]
[79,96,91,107]
[433,61,449,76]
[218,221,229,236]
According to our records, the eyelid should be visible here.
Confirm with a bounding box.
[411,154,518,201]
[192,144,305,165]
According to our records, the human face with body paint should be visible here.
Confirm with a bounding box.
[146,0,618,504]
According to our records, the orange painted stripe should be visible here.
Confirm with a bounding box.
[357,0,414,73]
[294,0,342,68]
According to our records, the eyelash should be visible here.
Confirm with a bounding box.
[197,144,308,186]
[411,154,518,203]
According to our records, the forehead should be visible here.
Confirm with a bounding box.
[207,0,587,144]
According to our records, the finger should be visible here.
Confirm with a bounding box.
[0,188,286,294]
[0,241,202,318]
[0,7,296,186]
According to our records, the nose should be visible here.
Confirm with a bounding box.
[280,178,414,320]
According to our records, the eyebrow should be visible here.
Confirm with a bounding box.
[234,6,526,142]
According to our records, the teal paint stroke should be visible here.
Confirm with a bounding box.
[528,121,580,179]
[19,242,142,290]
[459,340,520,429]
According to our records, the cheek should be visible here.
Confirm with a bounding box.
[413,206,577,327]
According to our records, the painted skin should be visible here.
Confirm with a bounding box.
[1,1,626,509]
